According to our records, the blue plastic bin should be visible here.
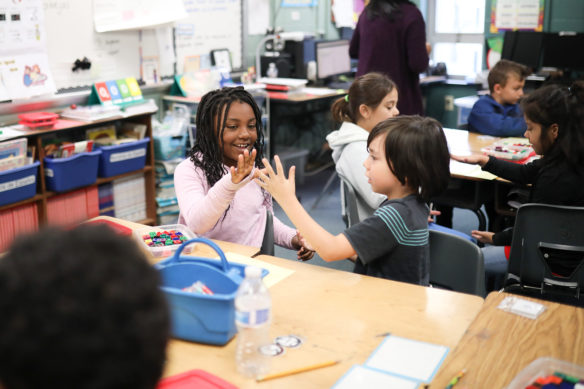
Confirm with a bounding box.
[154,134,187,161]
[0,161,40,207]
[155,237,268,345]
[97,137,150,177]
[44,150,101,192]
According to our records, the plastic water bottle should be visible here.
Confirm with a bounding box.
[235,266,271,378]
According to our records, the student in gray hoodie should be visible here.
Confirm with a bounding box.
[326,72,399,221]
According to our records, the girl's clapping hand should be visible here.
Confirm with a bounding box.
[291,231,315,261]
[230,149,257,184]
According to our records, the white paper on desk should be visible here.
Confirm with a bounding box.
[365,335,449,383]
[0,126,27,141]
[450,160,497,180]
[225,252,295,288]
[301,87,340,96]
[332,365,419,389]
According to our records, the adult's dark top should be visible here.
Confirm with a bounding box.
[349,2,429,115]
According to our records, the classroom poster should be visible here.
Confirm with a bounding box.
[0,0,56,100]
[490,0,544,33]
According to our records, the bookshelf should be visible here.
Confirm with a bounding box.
[0,110,157,246]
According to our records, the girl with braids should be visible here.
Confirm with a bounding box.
[174,87,314,259]
[453,81,584,290]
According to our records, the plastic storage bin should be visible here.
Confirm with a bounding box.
[154,134,187,161]
[505,357,584,388]
[44,150,101,192]
[97,137,150,177]
[133,224,196,259]
[0,161,40,207]
[273,147,309,185]
[155,237,268,345]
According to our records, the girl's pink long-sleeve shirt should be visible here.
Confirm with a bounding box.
[174,158,296,249]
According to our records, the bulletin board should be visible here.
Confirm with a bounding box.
[39,0,244,91]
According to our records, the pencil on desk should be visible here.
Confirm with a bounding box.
[256,360,340,382]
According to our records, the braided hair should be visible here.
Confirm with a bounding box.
[188,86,265,188]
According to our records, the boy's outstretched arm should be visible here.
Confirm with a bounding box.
[256,156,356,262]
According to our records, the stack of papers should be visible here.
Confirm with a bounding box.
[333,335,449,388]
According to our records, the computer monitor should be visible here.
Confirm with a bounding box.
[315,40,352,82]
[541,32,584,70]
[501,31,544,72]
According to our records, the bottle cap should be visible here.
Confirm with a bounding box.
[244,265,262,278]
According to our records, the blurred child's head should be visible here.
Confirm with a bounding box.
[331,72,398,131]
[521,81,584,167]
[190,86,264,187]
[365,116,450,202]
[0,224,170,389]
[488,59,530,105]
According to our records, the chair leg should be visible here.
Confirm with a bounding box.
[311,170,338,210]
[475,208,487,231]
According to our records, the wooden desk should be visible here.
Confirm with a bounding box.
[163,254,484,388]
[88,216,260,260]
[444,127,499,156]
[430,292,584,388]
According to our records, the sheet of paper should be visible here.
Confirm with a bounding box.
[450,160,497,180]
[225,252,295,288]
[333,365,419,389]
[301,87,339,96]
[365,335,449,383]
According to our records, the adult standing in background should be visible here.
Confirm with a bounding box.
[349,0,429,115]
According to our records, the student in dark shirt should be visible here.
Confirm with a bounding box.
[453,81,584,290]
[350,0,429,115]
[256,116,451,285]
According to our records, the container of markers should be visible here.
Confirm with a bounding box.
[505,357,584,389]
[154,237,268,345]
[133,224,196,259]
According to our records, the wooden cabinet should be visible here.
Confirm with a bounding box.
[0,110,157,232]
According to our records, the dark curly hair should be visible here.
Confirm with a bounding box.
[0,224,170,389]
[367,115,451,202]
[189,86,265,188]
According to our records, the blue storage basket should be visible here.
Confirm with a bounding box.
[0,161,40,207]
[44,150,101,192]
[97,137,150,177]
[155,237,268,345]
[153,134,187,161]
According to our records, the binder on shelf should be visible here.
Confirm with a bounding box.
[88,77,144,107]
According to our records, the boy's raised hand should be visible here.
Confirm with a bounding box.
[231,149,257,184]
[255,155,296,203]
[451,154,489,167]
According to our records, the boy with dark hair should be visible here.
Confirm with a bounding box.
[468,59,531,136]
[0,224,170,389]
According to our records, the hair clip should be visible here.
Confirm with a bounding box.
[344,95,349,102]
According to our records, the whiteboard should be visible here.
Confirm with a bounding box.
[175,0,243,72]
[41,0,243,90]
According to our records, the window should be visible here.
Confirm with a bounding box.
[426,0,486,78]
